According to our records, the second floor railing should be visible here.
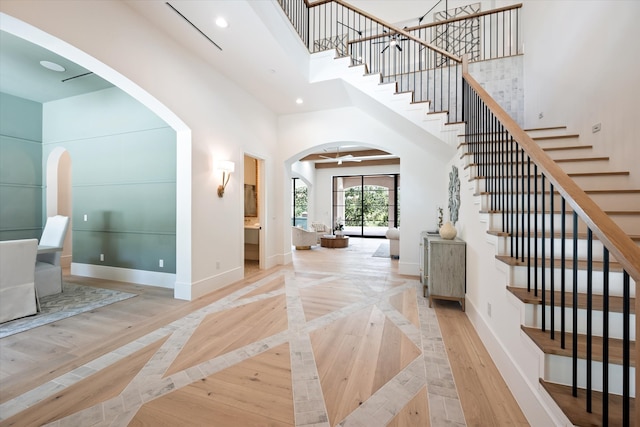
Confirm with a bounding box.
[278,0,523,123]
[279,0,463,121]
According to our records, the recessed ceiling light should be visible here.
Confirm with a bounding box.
[296,98,303,105]
[40,60,65,72]
[215,17,228,28]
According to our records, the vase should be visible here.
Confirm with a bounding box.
[439,221,457,240]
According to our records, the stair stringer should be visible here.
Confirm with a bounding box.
[309,50,465,147]
[453,144,572,426]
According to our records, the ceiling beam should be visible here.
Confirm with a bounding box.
[300,149,391,162]
[314,158,400,169]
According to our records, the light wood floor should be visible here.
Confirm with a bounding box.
[0,238,528,426]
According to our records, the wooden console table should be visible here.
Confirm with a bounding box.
[320,236,349,248]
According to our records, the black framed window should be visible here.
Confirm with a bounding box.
[291,178,308,229]
[332,174,399,237]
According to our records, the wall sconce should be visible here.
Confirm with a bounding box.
[215,160,235,197]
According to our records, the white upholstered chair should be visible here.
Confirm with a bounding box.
[292,226,317,250]
[385,227,400,259]
[0,239,38,323]
[35,215,70,297]
[310,222,330,243]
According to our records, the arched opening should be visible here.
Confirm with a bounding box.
[2,14,192,297]
[45,147,72,268]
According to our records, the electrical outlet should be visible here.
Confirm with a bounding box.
[159,259,164,268]
[100,253,104,262]
[592,123,601,133]
[487,302,492,317]
[84,214,88,222]
[538,112,543,119]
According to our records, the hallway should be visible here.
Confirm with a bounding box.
[0,238,527,426]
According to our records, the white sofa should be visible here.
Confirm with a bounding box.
[292,226,317,250]
[0,239,38,323]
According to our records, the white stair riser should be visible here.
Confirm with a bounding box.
[510,268,636,297]
[473,175,631,194]
[524,304,636,340]
[478,192,640,212]
[545,354,635,397]
[489,212,639,236]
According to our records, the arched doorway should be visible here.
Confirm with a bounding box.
[45,148,72,268]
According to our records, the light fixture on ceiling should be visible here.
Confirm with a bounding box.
[215,17,228,28]
[215,160,235,197]
[296,98,303,105]
[40,60,65,72]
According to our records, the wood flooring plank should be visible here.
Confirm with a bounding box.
[388,387,430,427]
[434,301,529,426]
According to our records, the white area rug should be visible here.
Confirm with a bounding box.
[372,241,390,258]
[0,282,136,338]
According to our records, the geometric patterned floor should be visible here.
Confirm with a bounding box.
[0,269,465,426]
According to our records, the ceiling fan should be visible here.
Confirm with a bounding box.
[319,147,362,165]
[373,30,409,53]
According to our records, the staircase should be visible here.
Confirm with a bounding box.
[459,123,638,425]
[277,0,639,424]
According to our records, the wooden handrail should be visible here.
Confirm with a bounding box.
[307,0,461,63]
[462,57,640,283]
[404,3,523,32]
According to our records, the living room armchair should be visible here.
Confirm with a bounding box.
[310,222,331,243]
[35,215,70,297]
[292,226,317,250]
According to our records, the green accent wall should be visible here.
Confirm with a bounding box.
[43,87,176,274]
[0,92,43,240]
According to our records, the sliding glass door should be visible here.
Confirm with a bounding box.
[332,174,399,237]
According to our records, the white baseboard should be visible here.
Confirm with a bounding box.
[398,261,419,276]
[71,263,176,289]
[465,299,566,426]
[174,268,243,301]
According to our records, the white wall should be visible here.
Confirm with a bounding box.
[523,0,640,186]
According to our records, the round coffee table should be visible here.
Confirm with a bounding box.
[320,236,349,248]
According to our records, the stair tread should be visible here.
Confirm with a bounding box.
[487,229,640,242]
[506,286,635,314]
[522,326,635,367]
[540,379,635,427]
[470,171,630,180]
[532,134,580,141]
[524,126,568,132]
[479,208,639,216]
[497,255,628,273]
[475,189,640,196]
[459,145,594,159]
[465,156,610,168]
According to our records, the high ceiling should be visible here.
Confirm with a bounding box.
[0,0,425,164]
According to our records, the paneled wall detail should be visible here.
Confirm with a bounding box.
[43,88,177,273]
[0,92,43,240]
